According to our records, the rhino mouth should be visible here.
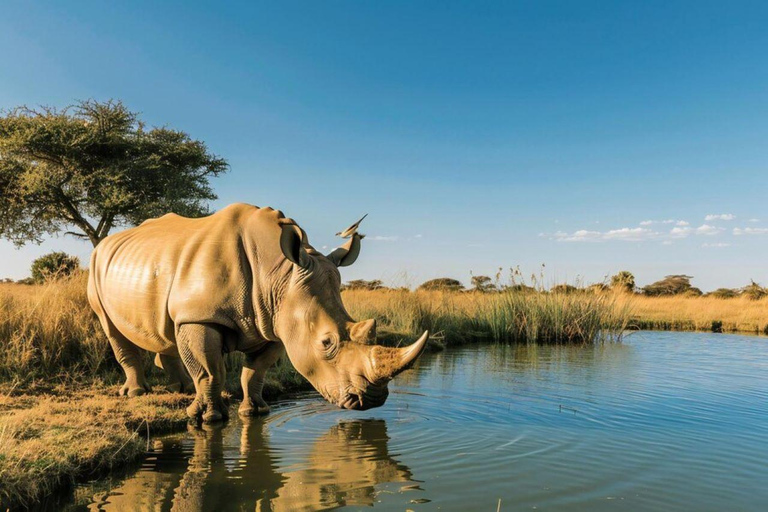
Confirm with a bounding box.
[338,384,389,411]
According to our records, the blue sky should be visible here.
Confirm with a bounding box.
[2,1,767,290]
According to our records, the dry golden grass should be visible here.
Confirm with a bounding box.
[0,385,190,509]
[342,287,632,344]
[619,294,768,334]
[0,272,116,385]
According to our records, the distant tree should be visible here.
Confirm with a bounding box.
[342,279,385,291]
[642,275,696,296]
[586,283,609,294]
[471,275,496,293]
[551,283,579,294]
[0,99,228,247]
[708,288,739,299]
[30,251,80,283]
[740,280,767,300]
[610,271,635,293]
[418,278,465,292]
[502,283,536,293]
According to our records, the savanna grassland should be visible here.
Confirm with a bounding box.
[1,273,764,509]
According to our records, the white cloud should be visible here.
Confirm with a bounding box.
[702,242,731,248]
[552,227,658,243]
[733,227,768,236]
[695,224,724,236]
[704,213,736,221]
[669,224,724,238]
[547,220,723,244]
[369,235,399,242]
[669,226,692,238]
[748,218,760,223]
[558,230,603,242]
[603,227,658,241]
[413,234,423,238]
[640,219,688,226]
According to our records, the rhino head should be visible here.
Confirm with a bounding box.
[273,221,428,410]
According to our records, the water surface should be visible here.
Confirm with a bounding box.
[66,331,768,511]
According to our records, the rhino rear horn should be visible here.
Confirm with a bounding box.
[327,234,362,267]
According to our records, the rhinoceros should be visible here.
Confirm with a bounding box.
[87,203,428,422]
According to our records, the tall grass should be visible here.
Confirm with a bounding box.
[0,273,118,386]
[342,288,632,345]
[619,294,768,334]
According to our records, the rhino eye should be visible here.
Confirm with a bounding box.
[319,337,338,358]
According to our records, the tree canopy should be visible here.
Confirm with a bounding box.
[0,99,228,246]
[30,251,80,283]
[610,271,635,293]
[341,279,385,291]
[418,278,465,292]
[471,275,496,293]
[642,275,701,296]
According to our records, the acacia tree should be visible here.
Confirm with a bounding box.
[0,99,228,247]
[610,271,635,293]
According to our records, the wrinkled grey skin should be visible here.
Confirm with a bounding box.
[88,203,428,423]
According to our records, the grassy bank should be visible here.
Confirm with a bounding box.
[619,294,768,334]
[0,387,190,509]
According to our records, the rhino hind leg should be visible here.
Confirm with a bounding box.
[107,331,151,397]
[154,353,195,394]
[177,323,229,424]
[239,343,285,416]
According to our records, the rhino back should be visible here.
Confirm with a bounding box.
[90,204,270,353]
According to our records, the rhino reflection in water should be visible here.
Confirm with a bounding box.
[88,204,428,422]
[257,420,413,512]
[85,419,413,511]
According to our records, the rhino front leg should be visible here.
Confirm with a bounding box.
[154,353,195,394]
[107,332,151,397]
[239,343,285,416]
[177,323,229,423]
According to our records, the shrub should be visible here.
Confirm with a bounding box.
[610,271,635,293]
[418,278,464,292]
[642,275,696,296]
[587,283,609,293]
[551,284,579,294]
[740,280,767,300]
[707,288,739,299]
[30,252,80,283]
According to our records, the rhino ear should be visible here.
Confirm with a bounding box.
[327,234,362,267]
[280,224,310,268]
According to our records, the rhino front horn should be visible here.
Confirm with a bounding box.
[370,331,429,382]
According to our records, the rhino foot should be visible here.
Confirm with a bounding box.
[165,380,195,394]
[119,383,151,397]
[238,398,271,416]
[187,397,229,424]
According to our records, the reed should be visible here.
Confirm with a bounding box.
[343,288,632,345]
